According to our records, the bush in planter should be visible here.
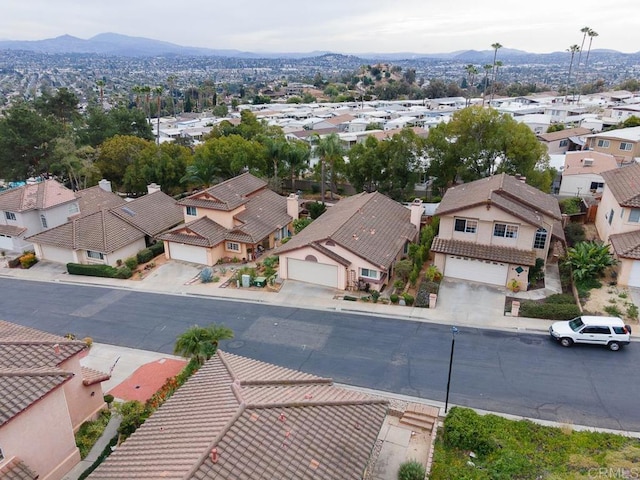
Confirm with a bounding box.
[390,293,399,304]
[149,242,164,256]
[20,252,38,269]
[402,293,414,306]
[200,267,214,283]
[137,248,154,264]
[124,257,138,270]
[115,265,133,279]
[398,460,426,480]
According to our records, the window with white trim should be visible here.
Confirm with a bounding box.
[533,228,547,249]
[87,251,105,260]
[620,142,633,151]
[68,203,79,215]
[493,223,518,238]
[40,215,48,228]
[454,218,478,233]
[5,211,16,221]
[186,206,197,216]
[629,209,640,223]
[597,139,610,148]
[226,242,240,252]
[360,268,379,279]
[559,139,568,147]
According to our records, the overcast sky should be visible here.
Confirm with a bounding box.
[1,0,637,54]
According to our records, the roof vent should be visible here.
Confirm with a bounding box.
[121,206,136,216]
[583,158,594,167]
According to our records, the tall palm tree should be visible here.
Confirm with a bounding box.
[490,42,503,102]
[313,133,345,201]
[167,75,177,117]
[565,44,581,102]
[464,64,479,106]
[577,26,590,70]
[491,60,503,101]
[96,79,105,108]
[174,323,234,365]
[153,86,164,145]
[481,64,492,106]
[578,29,598,104]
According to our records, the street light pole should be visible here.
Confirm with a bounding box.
[445,326,459,413]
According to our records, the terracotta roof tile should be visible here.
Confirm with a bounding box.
[179,173,267,212]
[0,457,39,480]
[0,224,27,236]
[0,179,76,212]
[75,185,126,216]
[89,351,388,480]
[275,192,417,269]
[601,163,640,207]
[110,191,183,237]
[431,237,537,265]
[609,230,640,259]
[234,189,292,242]
[82,366,111,386]
[537,127,591,142]
[159,216,228,247]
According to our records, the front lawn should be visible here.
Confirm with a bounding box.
[430,407,640,479]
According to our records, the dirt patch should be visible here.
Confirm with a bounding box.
[582,283,639,325]
[129,254,168,281]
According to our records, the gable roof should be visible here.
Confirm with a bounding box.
[435,174,562,227]
[537,127,591,142]
[110,191,183,237]
[75,185,126,216]
[601,163,640,207]
[0,320,87,427]
[0,458,39,480]
[275,192,418,269]
[0,179,77,212]
[159,216,234,247]
[179,173,268,212]
[90,351,388,480]
[609,230,640,260]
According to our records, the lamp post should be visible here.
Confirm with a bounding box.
[444,326,459,413]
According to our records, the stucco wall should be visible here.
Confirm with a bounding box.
[595,187,640,242]
[559,174,604,197]
[184,205,244,229]
[59,355,106,430]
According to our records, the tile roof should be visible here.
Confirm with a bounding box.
[537,127,592,142]
[0,179,76,212]
[179,173,268,212]
[431,237,537,266]
[82,366,112,386]
[601,163,640,207]
[110,191,184,237]
[158,216,229,247]
[90,351,388,480]
[275,192,417,269]
[609,230,640,260]
[435,174,561,224]
[0,224,27,237]
[75,185,126,216]
[0,320,89,426]
[0,457,39,480]
[562,151,620,176]
[233,189,291,242]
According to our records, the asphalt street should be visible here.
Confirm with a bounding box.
[2,277,638,431]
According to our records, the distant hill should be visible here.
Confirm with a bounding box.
[0,32,637,62]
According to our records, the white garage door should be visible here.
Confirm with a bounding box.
[287,257,338,288]
[628,261,640,287]
[40,244,75,264]
[0,235,13,251]
[169,243,208,265]
[444,255,508,286]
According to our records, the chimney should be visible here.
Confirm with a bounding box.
[98,179,112,192]
[287,193,299,220]
[147,183,161,194]
[409,198,423,231]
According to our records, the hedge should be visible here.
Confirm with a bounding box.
[124,257,138,270]
[149,242,164,256]
[67,263,118,278]
[519,301,581,320]
[114,265,133,279]
[137,248,153,264]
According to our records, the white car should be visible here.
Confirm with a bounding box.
[549,316,632,351]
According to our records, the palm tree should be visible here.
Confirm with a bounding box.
[577,26,590,70]
[313,133,345,201]
[464,64,479,106]
[491,61,503,101]
[584,29,599,72]
[153,86,164,145]
[283,140,310,191]
[96,79,105,108]
[174,323,234,365]
[481,64,492,106]
[490,42,503,102]
[141,85,152,125]
[167,75,177,117]
[565,44,581,102]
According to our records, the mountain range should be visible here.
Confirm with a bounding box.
[0,32,637,62]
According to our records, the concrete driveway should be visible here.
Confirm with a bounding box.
[435,278,506,325]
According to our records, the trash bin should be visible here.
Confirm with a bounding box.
[254,276,267,288]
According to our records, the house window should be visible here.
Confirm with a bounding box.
[186,206,197,216]
[5,211,16,221]
[534,228,547,249]
[0,447,3,461]
[590,181,604,191]
[360,268,379,279]
[629,209,640,223]
[608,208,614,225]
[620,142,633,151]
[226,242,240,252]
[493,223,518,238]
[454,218,477,233]
[559,139,568,147]
[87,251,105,260]
[597,139,610,148]
[40,215,48,228]
[68,203,79,215]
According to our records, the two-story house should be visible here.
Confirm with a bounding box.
[0,179,79,253]
[585,126,640,164]
[558,151,620,197]
[536,127,591,155]
[595,163,640,287]
[431,174,563,290]
[159,173,296,266]
[0,320,109,480]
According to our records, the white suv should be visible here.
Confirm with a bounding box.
[549,316,632,351]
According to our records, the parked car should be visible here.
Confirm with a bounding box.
[549,316,632,351]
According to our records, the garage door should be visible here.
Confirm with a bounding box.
[628,261,640,287]
[169,243,208,265]
[444,255,508,286]
[287,258,338,288]
[0,235,13,251]
[40,244,75,264]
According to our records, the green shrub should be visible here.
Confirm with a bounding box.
[200,267,214,283]
[67,263,118,278]
[604,305,623,317]
[627,303,639,320]
[544,293,576,304]
[77,433,118,479]
[116,400,149,440]
[344,295,358,301]
[409,269,419,286]
[390,293,399,304]
[280,237,290,244]
[394,279,405,290]
[103,394,114,406]
[425,265,442,282]
[519,301,581,320]
[124,257,138,270]
[371,290,380,303]
[576,277,602,298]
[262,256,278,268]
[560,197,582,215]
[20,252,38,268]
[444,407,497,457]
[114,265,133,279]
[402,293,414,306]
[564,222,586,246]
[397,460,426,480]
[528,257,545,283]
[137,248,153,264]
[75,410,111,459]
[149,242,164,256]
